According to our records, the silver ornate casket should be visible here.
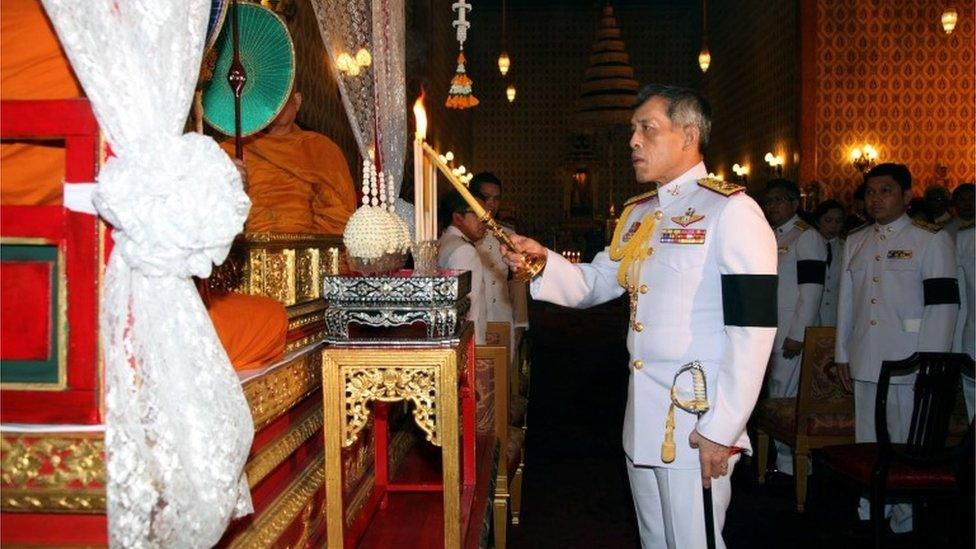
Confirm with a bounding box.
[321,269,472,345]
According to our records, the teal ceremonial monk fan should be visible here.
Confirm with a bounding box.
[202,1,295,137]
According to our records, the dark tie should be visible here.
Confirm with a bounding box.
[826,241,833,266]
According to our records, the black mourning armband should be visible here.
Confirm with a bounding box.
[796,260,827,285]
[923,277,960,306]
[721,274,778,327]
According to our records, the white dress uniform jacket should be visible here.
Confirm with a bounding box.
[438,225,488,345]
[531,163,778,467]
[769,216,827,398]
[953,221,975,417]
[835,214,959,384]
[819,237,843,326]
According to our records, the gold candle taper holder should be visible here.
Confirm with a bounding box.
[421,142,545,281]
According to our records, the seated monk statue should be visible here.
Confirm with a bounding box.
[0,0,82,206]
[219,90,358,235]
[0,0,287,371]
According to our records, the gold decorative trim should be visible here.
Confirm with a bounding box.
[287,309,325,331]
[344,475,373,526]
[286,300,326,321]
[245,407,323,489]
[284,333,322,354]
[343,366,440,447]
[243,232,343,246]
[243,349,322,429]
[0,237,57,246]
[1,489,106,513]
[228,454,324,549]
[1,433,105,513]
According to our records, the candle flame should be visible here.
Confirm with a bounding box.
[413,89,427,140]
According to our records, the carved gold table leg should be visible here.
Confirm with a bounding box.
[440,348,461,548]
[323,353,346,549]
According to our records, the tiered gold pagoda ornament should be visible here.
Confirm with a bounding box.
[446,0,479,109]
[577,3,638,129]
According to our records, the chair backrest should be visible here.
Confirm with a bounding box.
[876,352,974,460]
[796,327,852,418]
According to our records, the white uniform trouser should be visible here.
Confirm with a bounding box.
[854,380,914,533]
[768,328,803,474]
[627,454,739,549]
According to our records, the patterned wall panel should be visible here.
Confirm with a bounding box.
[703,0,800,194]
[465,2,700,240]
[816,1,975,200]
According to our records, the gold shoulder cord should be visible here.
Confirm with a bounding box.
[609,203,658,289]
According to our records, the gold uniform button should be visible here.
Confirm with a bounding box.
[633,360,644,370]
[875,255,882,261]
[870,320,877,326]
[870,298,877,304]
[634,322,644,332]
[872,276,880,283]
[639,284,648,294]
[654,211,664,220]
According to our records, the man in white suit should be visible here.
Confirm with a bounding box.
[438,191,489,345]
[761,178,827,475]
[835,162,958,534]
[502,84,777,549]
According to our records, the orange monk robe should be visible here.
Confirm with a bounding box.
[220,124,357,234]
[207,291,288,371]
[0,0,83,206]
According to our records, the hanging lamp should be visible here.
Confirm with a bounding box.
[498,0,511,75]
[698,0,710,73]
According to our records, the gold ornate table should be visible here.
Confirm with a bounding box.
[322,323,476,548]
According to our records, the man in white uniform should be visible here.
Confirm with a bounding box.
[438,191,489,345]
[470,172,519,353]
[953,217,975,417]
[835,162,959,534]
[761,178,827,475]
[502,84,777,549]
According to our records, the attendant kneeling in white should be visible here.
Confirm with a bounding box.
[835,162,959,534]
[501,84,777,549]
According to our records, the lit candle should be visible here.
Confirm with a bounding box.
[413,94,427,241]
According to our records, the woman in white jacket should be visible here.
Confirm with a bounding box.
[813,200,846,326]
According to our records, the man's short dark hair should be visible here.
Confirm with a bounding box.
[634,84,712,153]
[812,199,845,224]
[765,178,800,202]
[865,163,912,191]
[952,182,975,200]
[470,172,501,198]
[439,190,471,227]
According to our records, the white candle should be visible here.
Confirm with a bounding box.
[414,138,424,241]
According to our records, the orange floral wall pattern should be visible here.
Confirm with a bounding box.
[815,1,975,200]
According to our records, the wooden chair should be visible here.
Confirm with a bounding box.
[755,326,855,511]
[477,321,526,549]
[822,353,975,548]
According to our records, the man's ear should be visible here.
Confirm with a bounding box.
[682,125,699,151]
[293,91,303,109]
[902,189,913,208]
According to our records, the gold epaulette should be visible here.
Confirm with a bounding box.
[624,188,659,207]
[960,219,975,231]
[794,219,811,231]
[697,177,744,197]
[912,217,942,233]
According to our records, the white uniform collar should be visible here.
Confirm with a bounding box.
[874,213,910,237]
[443,224,473,244]
[656,162,708,209]
[774,214,801,235]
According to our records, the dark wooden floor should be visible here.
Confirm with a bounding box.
[507,298,972,549]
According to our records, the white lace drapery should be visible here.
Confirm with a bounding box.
[310,0,412,233]
[40,1,254,547]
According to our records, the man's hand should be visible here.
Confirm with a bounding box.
[835,362,853,393]
[781,337,803,359]
[232,158,249,192]
[501,234,545,271]
[689,429,730,489]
